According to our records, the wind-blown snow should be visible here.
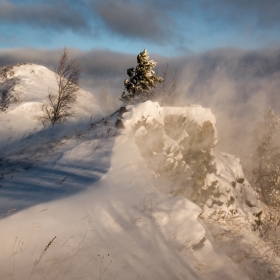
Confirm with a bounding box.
[0,64,268,279]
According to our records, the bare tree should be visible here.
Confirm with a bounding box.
[41,48,82,126]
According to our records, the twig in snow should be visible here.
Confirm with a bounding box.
[29,236,57,279]
[0,208,16,219]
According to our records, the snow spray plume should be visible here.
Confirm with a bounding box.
[175,48,280,159]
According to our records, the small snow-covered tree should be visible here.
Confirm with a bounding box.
[252,107,280,207]
[120,49,163,104]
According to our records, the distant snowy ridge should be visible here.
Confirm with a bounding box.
[0,63,103,146]
[122,101,261,220]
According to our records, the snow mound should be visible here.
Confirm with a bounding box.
[122,101,261,220]
[0,63,103,146]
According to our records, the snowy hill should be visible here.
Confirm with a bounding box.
[0,64,278,280]
[0,63,103,147]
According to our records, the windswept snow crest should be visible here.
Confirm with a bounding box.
[122,101,261,221]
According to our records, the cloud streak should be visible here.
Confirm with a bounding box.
[0,0,280,49]
[0,0,90,32]
[198,0,280,29]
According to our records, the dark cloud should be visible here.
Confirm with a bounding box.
[0,48,136,77]
[91,0,280,44]
[198,0,280,29]
[1,0,280,48]
[0,48,60,69]
[93,0,174,43]
[0,0,90,32]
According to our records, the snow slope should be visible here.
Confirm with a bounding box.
[0,64,267,279]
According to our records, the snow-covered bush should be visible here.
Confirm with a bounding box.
[252,108,280,207]
[120,49,163,104]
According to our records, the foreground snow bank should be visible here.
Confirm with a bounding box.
[122,101,260,219]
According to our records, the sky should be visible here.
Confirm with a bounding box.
[0,0,280,56]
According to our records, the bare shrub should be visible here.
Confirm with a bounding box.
[201,214,280,279]
[41,48,82,126]
[259,203,280,255]
[251,107,280,207]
